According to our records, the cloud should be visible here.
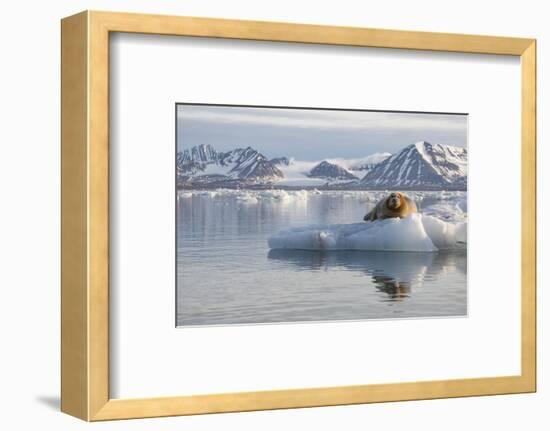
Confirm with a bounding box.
[176,104,468,159]
[177,104,467,133]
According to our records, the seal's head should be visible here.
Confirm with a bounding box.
[386,192,403,211]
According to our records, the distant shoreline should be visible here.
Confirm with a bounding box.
[177,183,467,192]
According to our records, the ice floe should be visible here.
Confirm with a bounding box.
[268,213,466,252]
[177,188,309,203]
[178,189,467,252]
[177,188,467,207]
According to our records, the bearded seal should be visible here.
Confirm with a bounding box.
[363,192,418,222]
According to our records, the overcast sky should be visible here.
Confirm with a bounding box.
[176,104,467,160]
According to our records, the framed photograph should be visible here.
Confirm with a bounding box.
[61,11,536,421]
[175,103,469,325]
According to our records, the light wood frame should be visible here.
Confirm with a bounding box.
[61,10,537,421]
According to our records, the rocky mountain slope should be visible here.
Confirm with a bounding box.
[360,141,467,189]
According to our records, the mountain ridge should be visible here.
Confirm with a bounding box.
[360,141,467,189]
[308,161,358,181]
[177,142,467,190]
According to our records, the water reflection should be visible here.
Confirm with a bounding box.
[177,193,368,242]
[267,249,466,302]
[178,192,467,325]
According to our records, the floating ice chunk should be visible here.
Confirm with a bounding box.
[235,192,258,204]
[268,214,438,252]
[196,190,219,198]
[421,216,467,250]
[256,189,308,202]
[421,199,467,224]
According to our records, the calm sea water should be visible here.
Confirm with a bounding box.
[176,192,467,326]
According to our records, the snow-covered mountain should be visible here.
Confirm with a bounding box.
[360,141,467,189]
[177,144,220,176]
[308,161,358,181]
[179,144,219,164]
[224,147,284,180]
[177,144,283,183]
[177,142,466,190]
